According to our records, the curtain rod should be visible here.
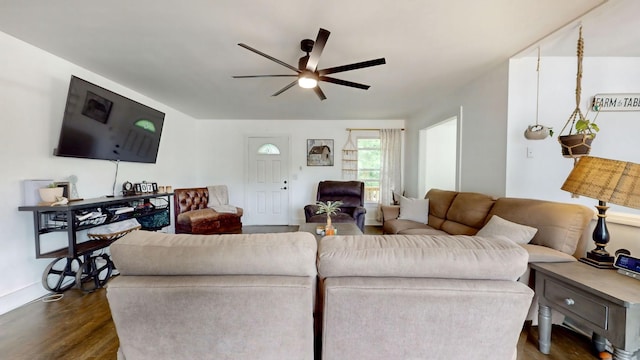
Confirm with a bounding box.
[346,128,405,131]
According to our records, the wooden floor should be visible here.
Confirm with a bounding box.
[0,225,602,359]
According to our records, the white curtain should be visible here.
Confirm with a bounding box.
[377,129,403,221]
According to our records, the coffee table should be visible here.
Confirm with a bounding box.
[298,222,363,240]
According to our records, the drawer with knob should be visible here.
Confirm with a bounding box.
[543,278,610,330]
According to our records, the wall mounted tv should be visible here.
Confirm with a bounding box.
[54,76,165,164]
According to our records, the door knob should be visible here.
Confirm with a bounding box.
[281,186,288,190]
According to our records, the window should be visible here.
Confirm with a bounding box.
[357,137,380,203]
[256,143,280,155]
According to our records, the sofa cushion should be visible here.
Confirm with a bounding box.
[442,192,496,235]
[522,244,577,263]
[490,198,593,255]
[477,215,538,245]
[397,227,449,236]
[398,196,429,223]
[382,219,432,234]
[426,189,458,229]
[318,234,528,281]
[111,230,318,277]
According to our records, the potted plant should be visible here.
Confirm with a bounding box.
[39,183,64,203]
[558,111,600,158]
[315,200,343,235]
[557,26,600,158]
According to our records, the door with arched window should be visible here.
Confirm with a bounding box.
[246,136,290,225]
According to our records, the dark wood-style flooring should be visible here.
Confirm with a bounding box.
[0,226,602,359]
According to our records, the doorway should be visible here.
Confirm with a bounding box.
[418,116,459,195]
[246,136,290,225]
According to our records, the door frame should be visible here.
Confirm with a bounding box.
[418,107,462,195]
[244,134,292,225]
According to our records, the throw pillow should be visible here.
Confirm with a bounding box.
[476,215,538,245]
[398,196,429,224]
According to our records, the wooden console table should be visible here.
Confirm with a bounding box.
[19,193,172,292]
[532,262,640,360]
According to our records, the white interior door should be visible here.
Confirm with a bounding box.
[246,136,290,225]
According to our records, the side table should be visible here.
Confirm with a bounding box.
[531,262,640,360]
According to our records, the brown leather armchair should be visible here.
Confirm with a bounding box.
[174,186,243,234]
[304,181,366,232]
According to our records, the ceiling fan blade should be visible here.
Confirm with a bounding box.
[314,86,327,101]
[318,58,386,76]
[271,79,298,97]
[233,75,298,78]
[238,43,300,73]
[320,76,370,90]
[306,28,330,72]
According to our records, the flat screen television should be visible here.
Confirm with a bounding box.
[54,76,165,163]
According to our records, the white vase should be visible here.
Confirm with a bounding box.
[39,187,64,203]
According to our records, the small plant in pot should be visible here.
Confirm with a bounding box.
[38,183,64,203]
[558,113,600,158]
[315,200,343,235]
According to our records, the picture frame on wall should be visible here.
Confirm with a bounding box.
[307,139,334,166]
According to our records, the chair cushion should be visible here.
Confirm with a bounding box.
[316,181,364,207]
[307,213,355,224]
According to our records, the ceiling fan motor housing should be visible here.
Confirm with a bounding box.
[300,39,314,53]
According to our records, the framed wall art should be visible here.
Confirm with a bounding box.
[307,139,334,166]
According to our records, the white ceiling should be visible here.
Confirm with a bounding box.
[0,0,637,120]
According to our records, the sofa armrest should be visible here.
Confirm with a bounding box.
[304,204,319,221]
[352,206,366,218]
[380,205,400,222]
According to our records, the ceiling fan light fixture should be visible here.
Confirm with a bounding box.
[298,71,318,89]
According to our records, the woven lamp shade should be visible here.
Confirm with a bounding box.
[561,156,640,209]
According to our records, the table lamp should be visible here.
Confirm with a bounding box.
[561,156,640,268]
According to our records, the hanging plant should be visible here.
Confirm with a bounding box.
[524,47,553,140]
[557,26,601,159]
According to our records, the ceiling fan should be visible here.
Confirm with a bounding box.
[233,28,386,100]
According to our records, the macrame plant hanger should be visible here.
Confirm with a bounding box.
[557,26,599,164]
[341,130,358,180]
[524,47,552,140]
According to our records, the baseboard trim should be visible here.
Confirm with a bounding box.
[0,282,48,315]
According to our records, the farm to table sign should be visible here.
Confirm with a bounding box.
[593,93,640,111]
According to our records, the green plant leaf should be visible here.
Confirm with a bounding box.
[315,200,343,215]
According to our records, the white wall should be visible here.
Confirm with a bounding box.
[0,31,404,314]
[405,61,509,198]
[507,56,640,255]
[195,120,404,225]
[0,31,198,314]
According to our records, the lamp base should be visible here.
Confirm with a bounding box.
[579,255,615,269]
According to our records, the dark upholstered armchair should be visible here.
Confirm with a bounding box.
[304,181,366,232]
[174,186,243,234]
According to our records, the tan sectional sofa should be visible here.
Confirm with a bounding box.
[317,234,534,360]
[382,189,593,259]
[107,228,536,360]
[382,188,594,322]
[107,230,317,360]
